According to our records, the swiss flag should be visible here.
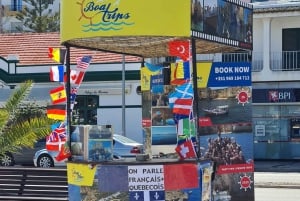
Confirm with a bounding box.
[173,98,193,116]
[70,69,85,85]
[168,40,190,61]
[175,140,197,160]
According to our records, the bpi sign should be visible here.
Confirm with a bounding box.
[269,90,292,102]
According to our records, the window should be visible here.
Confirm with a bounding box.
[11,0,22,11]
[72,95,98,125]
[282,28,300,70]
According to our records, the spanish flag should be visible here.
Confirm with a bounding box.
[49,85,66,104]
[47,104,66,120]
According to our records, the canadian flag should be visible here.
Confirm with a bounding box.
[70,69,85,85]
[175,140,197,159]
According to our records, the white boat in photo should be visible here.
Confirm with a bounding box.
[203,105,229,116]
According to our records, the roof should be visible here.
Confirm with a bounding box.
[252,0,300,13]
[0,32,143,66]
[63,36,239,59]
[0,32,241,66]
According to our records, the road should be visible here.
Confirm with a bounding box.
[255,172,300,201]
[255,188,300,201]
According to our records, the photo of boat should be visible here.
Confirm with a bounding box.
[203,105,229,116]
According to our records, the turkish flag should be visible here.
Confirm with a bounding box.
[168,40,190,61]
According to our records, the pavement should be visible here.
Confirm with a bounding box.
[254,160,300,188]
[254,160,300,172]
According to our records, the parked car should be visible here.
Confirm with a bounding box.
[33,149,68,168]
[113,134,143,157]
[0,138,46,166]
[33,134,143,168]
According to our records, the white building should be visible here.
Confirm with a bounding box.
[250,0,300,159]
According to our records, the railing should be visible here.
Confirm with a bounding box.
[222,51,300,72]
[222,51,263,72]
[0,167,68,201]
[271,51,300,71]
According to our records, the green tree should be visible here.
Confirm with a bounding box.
[15,0,60,32]
[0,80,58,156]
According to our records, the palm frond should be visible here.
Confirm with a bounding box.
[0,117,56,155]
[5,80,33,113]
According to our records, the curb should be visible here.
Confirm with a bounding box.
[255,183,300,189]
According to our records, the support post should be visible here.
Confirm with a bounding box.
[191,38,201,158]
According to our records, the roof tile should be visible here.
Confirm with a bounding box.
[0,32,142,66]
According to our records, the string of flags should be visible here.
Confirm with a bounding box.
[140,39,197,160]
[46,47,92,161]
[168,40,197,159]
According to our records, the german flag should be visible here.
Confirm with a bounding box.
[47,105,66,120]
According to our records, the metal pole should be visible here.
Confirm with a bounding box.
[122,54,126,136]
[191,38,201,158]
[65,45,72,160]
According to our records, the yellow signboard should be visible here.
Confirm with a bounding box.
[197,62,212,88]
[67,163,97,186]
[61,0,191,42]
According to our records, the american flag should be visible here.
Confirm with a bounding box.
[76,55,92,70]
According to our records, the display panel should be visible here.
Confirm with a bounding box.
[191,0,253,50]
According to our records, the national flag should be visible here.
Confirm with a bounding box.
[49,85,66,104]
[145,62,164,72]
[70,69,85,85]
[164,163,199,190]
[50,65,64,82]
[70,87,78,110]
[168,82,194,108]
[46,127,66,151]
[70,87,78,103]
[55,143,71,161]
[171,59,190,85]
[175,139,197,160]
[168,40,190,61]
[173,98,193,116]
[98,163,199,192]
[140,66,161,91]
[47,104,66,120]
[48,47,66,63]
[46,136,65,151]
[76,55,92,70]
[177,118,195,136]
[51,122,61,131]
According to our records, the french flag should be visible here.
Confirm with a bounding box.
[50,65,64,82]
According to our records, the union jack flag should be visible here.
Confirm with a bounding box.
[70,87,78,102]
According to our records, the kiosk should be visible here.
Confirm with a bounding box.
[60,1,254,200]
